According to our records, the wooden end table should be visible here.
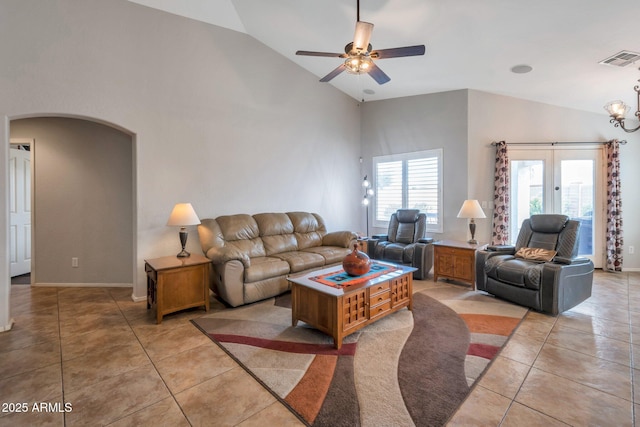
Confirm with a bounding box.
[433,240,486,289]
[145,254,210,324]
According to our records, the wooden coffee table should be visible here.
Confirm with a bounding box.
[288,261,416,349]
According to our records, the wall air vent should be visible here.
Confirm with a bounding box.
[599,51,640,67]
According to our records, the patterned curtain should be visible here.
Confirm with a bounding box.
[492,141,509,245]
[605,139,623,271]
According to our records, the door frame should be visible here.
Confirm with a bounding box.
[9,138,35,283]
[508,145,605,268]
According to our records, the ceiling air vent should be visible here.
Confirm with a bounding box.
[599,50,640,67]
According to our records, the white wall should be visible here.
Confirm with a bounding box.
[10,117,134,285]
[0,0,362,329]
[468,89,640,268]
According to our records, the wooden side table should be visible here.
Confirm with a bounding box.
[433,240,485,289]
[145,254,210,324]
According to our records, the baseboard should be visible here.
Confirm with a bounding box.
[131,294,147,303]
[32,283,133,288]
[623,268,640,272]
[0,318,15,332]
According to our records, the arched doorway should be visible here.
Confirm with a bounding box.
[3,115,137,329]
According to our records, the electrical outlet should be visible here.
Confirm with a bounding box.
[630,246,635,255]
[72,257,79,268]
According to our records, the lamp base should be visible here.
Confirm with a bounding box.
[468,221,477,245]
[177,229,191,257]
[176,249,191,258]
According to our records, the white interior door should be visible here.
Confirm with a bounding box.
[509,147,603,267]
[9,144,32,277]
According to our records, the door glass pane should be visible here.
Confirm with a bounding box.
[560,160,594,256]
[511,160,544,243]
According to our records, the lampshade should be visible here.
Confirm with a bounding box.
[457,200,486,219]
[604,100,629,120]
[167,203,201,227]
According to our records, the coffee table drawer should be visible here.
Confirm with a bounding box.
[370,289,391,306]
[370,300,392,320]
[370,282,390,295]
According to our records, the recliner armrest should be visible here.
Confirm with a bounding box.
[552,256,591,266]
[371,234,388,241]
[418,238,433,244]
[486,245,516,253]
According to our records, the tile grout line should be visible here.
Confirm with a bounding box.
[56,288,69,427]
[108,289,195,426]
[498,312,564,426]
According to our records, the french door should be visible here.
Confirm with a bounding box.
[509,147,604,267]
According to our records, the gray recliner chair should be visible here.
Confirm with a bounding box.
[476,214,594,315]
[367,209,434,279]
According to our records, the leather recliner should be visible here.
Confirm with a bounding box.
[476,214,594,315]
[367,209,434,279]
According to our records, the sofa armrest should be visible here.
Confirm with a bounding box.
[322,231,357,248]
[206,246,250,268]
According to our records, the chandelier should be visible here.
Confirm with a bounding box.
[604,68,640,133]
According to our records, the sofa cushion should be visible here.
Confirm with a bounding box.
[216,214,266,258]
[374,242,405,263]
[244,256,290,283]
[272,251,325,273]
[396,223,416,244]
[288,212,327,249]
[529,214,568,233]
[302,246,350,264]
[485,255,543,290]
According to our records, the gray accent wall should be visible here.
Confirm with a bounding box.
[10,118,134,285]
[360,90,470,240]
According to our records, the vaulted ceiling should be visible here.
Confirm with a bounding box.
[130,0,640,116]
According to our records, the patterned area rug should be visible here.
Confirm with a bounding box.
[191,286,527,426]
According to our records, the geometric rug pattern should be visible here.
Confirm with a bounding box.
[192,287,527,426]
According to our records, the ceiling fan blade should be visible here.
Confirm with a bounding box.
[371,45,426,59]
[296,50,346,58]
[320,64,347,82]
[352,21,374,52]
[368,62,390,85]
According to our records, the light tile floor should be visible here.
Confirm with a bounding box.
[0,270,637,426]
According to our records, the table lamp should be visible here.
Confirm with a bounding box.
[167,203,201,257]
[457,199,486,244]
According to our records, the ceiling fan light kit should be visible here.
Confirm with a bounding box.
[295,0,425,85]
[604,67,640,133]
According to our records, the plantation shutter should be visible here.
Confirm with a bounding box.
[408,157,439,224]
[373,149,442,232]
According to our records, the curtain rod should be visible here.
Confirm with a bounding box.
[491,140,627,146]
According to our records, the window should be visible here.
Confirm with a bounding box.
[373,149,443,232]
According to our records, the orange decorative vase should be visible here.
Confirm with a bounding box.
[343,243,372,276]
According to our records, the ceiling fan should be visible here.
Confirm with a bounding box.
[295,0,425,85]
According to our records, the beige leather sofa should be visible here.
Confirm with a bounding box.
[198,211,357,307]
